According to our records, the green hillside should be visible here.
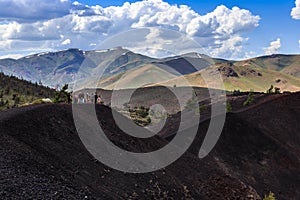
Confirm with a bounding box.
[0,72,55,111]
[236,54,300,78]
[82,53,300,92]
[151,62,300,92]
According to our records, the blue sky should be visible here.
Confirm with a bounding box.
[73,0,300,55]
[0,0,300,59]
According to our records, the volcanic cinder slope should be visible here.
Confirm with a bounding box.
[0,92,300,199]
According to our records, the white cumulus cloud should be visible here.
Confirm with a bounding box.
[291,0,300,19]
[263,38,281,55]
[0,0,261,59]
[211,35,247,58]
[0,0,88,22]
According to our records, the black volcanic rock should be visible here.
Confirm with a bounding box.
[1,92,300,199]
[217,63,239,78]
[240,68,263,77]
[0,103,259,199]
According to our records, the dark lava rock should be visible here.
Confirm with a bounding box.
[240,68,263,77]
[1,92,300,199]
[218,63,239,78]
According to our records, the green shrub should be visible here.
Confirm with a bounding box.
[136,108,149,118]
[185,93,198,111]
[226,101,232,113]
[263,192,276,200]
[266,85,281,94]
[129,106,151,127]
[233,90,242,96]
[53,84,72,103]
[274,87,281,94]
[266,85,274,94]
[243,90,254,106]
[199,104,206,113]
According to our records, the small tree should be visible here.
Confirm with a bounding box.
[266,85,281,94]
[266,85,274,94]
[226,101,232,113]
[243,90,254,106]
[233,90,241,96]
[12,94,20,107]
[199,104,206,112]
[0,98,5,107]
[263,192,276,200]
[185,92,198,111]
[53,84,72,103]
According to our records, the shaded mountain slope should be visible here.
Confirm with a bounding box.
[151,53,227,75]
[0,49,85,86]
[0,48,154,87]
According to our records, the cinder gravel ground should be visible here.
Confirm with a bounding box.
[0,92,299,199]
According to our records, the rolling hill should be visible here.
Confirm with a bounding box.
[151,62,300,92]
[75,53,228,90]
[236,54,300,78]
[78,52,300,92]
[88,63,179,90]
[0,72,55,111]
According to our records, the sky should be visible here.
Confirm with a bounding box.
[0,0,300,60]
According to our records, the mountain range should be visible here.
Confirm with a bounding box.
[1,48,300,92]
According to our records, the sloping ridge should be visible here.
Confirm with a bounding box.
[1,93,300,199]
[192,92,300,200]
[162,92,300,199]
[151,62,300,92]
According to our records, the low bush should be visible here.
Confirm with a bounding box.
[243,90,254,106]
[263,192,276,200]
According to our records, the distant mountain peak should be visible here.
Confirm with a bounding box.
[180,52,209,58]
